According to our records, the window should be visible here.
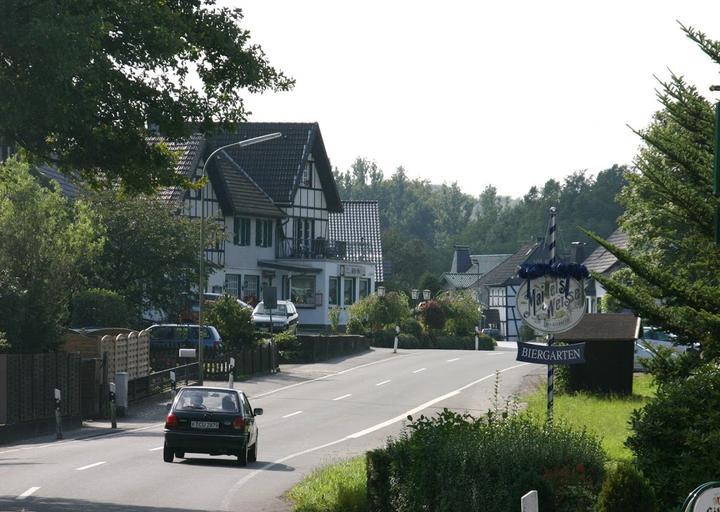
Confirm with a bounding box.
[359,278,370,299]
[243,275,259,304]
[302,160,313,187]
[329,277,340,305]
[225,274,240,297]
[256,219,273,247]
[343,278,356,306]
[234,217,251,246]
[282,275,290,300]
[291,275,316,307]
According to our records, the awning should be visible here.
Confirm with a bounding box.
[257,260,323,274]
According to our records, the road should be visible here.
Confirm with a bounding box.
[0,347,540,512]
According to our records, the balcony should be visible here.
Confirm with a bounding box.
[278,237,368,261]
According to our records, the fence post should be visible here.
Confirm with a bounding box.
[54,388,63,440]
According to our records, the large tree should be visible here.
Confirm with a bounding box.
[0,159,102,351]
[0,1,293,193]
[589,24,720,361]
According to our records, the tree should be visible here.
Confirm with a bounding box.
[0,158,103,351]
[79,190,213,322]
[0,1,293,193]
[589,24,720,363]
[204,295,255,350]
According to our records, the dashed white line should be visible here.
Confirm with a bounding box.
[76,461,106,471]
[332,394,351,401]
[376,379,391,386]
[148,446,164,451]
[282,411,303,419]
[412,368,427,373]
[16,487,40,500]
[447,358,460,362]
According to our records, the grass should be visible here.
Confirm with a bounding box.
[287,455,367,512]
[523,374,656,461]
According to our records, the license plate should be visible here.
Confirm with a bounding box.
[190,421,219,429]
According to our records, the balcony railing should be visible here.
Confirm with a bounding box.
[278,238,369,260]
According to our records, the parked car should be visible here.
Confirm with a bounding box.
[179,293,252,323]
[634,326,687,371]
[251,300,299,333]
[163,386,262,465]
[481,328,504,341]
[146,324,222,350]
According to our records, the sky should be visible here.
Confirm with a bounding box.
[220,1,720,198]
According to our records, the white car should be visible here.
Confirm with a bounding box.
[251,301,299,334]
[634,326,687,371]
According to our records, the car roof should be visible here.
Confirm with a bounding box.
[149,324,214,328]
[178,386,245,394]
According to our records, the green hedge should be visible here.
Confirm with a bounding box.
[367,411,606,512]
[370,330,494,351]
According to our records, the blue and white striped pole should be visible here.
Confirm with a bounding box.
[547,207,557,427]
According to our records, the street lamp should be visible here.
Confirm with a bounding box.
[197,132,282,384]
[422,289,431,301]
[411,288,419,308]
[377,286,386,297]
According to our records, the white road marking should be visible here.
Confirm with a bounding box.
[221,362,531,510]
[253,356,399,399]
[148,446,164,451]
[76,461,106,471]
[447,358,460,362]
[282,411,303,419]
[376,379,391,386]
[412,368,427,373]
[16,487,40,500]
[332,394,351,401]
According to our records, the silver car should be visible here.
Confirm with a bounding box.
[251,301,299,334]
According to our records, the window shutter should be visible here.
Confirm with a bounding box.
[233,217,239,245]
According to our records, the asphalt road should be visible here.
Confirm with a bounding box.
[0,347,540,512]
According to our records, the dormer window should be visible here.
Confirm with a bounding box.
[302,160,313,187]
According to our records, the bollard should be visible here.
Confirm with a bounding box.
[475,325,480,351]
[109,382,117,429]
[521,490,538,512]
[169,370,177,401]
[393,324,400,354]
[228,357,235,389]
[54,388,63,440]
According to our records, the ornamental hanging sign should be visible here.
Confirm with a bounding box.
[516,263,589,334]
[516,341,585,365]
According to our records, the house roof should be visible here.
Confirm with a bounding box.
[441,272,481,289]
[451,246,472,273]
[555,314,641,342]
[210,152,285,218]
[329,200,384,282]
[34,164,81,200]
[478,242,544,287]
[583,229,629,275]
[471,254,513,275]
[207,122,342,212]
[155,133,206,204]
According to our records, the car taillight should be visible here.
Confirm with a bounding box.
[165,413,178,429]
[213,341,221,349]
[232,417,245,430]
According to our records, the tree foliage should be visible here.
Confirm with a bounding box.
[0,1,293,193]
[204,295,255,350]
[590,24,720,362]
[0,158,103,351]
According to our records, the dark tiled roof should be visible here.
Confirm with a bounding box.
[583,230,629,275]
[441,272,480,289]
[329,200,384,282]
[34,165,81,200]
[210,153,285,218]
[207,123,342,212]
[471,254,512,275]
[154,134,205,204]
[451,246,472,273]
[555,313,640,342]
[478,242,544,287]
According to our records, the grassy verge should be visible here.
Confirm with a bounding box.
[523,374,656,461]
[287,455,367,512]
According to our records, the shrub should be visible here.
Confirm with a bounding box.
[328,306,341,333]
[437,291,479,336]
[420,299,446,331]
[519,323,537,341]
[204,295,255,350]
[347,292,410,332]
[346,317,364,335]
[368,411,606,512]
[626,364,720,510]
[400,318,422,338]
[70,288,133,328]
[597,462,657,512]
[0,331,9,353]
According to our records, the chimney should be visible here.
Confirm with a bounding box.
[451,245,472,273]
[571,242,586,264]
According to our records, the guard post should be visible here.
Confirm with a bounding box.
[169,370,176,401]
[109,382,117,429]
[228,357,235,389]
[475,325,481,351]
[393,324,400,354]
[54,388,63,440]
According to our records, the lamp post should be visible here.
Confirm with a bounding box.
[411,288,419,309]
[197,132,282,384]
[422,289,431,301]
[377,286,385,297]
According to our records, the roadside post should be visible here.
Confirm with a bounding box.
[169,370,176,401]
[521,490,539,512]
[54,388,63,440]
[228,357,235,389]
[109,382,117,429]
[515,206,589,426]
[475,325,481,351]
[393,324,400,354]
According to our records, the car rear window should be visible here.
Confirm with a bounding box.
[176,389,241,413]
[255,304,287,315]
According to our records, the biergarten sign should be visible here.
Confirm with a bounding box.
[681,481,720,512]
[516,341,585,365]
[516,275,586,334]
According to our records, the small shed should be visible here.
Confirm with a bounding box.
[555,314,640,395]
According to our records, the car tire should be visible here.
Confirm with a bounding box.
[248,437,258,463]
[163,443,174,463]
[237,444,248,466]
[175,450,185,458]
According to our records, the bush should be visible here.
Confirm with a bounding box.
[328,306,341,333]
[71,288,133,328]
[346,317,364,335]
[596,462,657,512]
[347,292,410,332]
[626,364,720,510]
[368,411,606,512]
[434,334,494,350]
[0,331,9,353]
[437,291,480,336]
[400,318,422,338]
[420,299,446,331]
[204,295,255,350]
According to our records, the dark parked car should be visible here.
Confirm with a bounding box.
[146,324,222,350]
[163,386,262,465]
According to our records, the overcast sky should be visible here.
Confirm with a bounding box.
[222,1,720,198]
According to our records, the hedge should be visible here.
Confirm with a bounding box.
[370,330,494,351]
